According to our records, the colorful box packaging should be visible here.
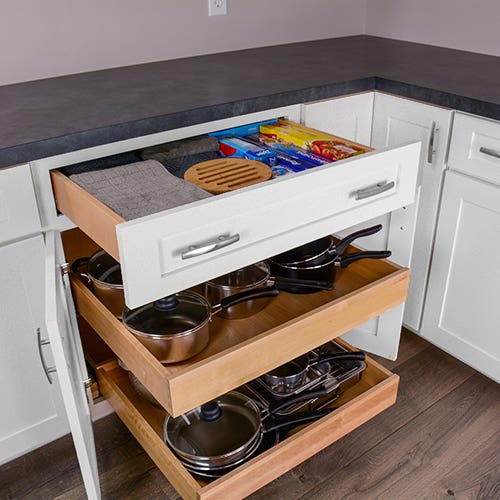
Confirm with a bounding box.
[260,119,371,162]
[217,136,278,166]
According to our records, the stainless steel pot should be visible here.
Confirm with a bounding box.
[204,262,333,319]
[71,250,124,318]
[122,288,278,363]
[116,358,161,408]
[261,351,366,394]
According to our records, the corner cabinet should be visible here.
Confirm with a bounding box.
[30,103,421,498]
[302,92,453,356]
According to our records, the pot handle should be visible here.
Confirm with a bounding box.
[272,276,333,291]
[333,224,383,256]
[215,286,280,314]
[310,351,366,366]
[337,250,392,268]
[268,387,328,415]
[71,257,91,284]
[264,407,335,434]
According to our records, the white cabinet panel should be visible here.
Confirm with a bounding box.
[421,171,500,382]
[0,236,68,465]
[372,93,453,332]
[0,165,41,245]
[302,93,374,144]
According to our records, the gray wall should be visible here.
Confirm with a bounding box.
[0,0,367,85]
[366,0,500,57]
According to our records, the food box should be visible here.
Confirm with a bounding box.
[260,119,371,161]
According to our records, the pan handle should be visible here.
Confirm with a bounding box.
[271,276,333,291]
[71,257,91,284]
[336,250,392,268]
[264,408,335,434]
[214,285,280,314]
[310,351,366,366]
[267,387,328,415]
[333,224,383,256]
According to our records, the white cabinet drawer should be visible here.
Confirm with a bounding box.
[0,165,41,244]
[49,115,419,309]
[449,112,500,186]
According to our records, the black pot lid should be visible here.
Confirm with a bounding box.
[122,291,210,336]
[164,391,261,460]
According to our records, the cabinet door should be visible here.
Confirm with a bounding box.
[421,171,500,383]
[372,93,453,332]
[0,236,68,464]
[45,230,100,499]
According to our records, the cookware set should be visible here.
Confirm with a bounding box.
[162,340,365,477]
[72,224,391,364]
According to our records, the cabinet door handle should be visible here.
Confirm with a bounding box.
[480,146,500,159]
[353,181,395,200]
[181,233,240,260]
[37,328,56,384]
[427,121,438,164]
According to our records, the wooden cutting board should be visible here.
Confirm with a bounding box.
[184,158,272,194]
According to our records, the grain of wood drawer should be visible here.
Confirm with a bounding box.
[0,164,41,244]
[96,342,399,499]
[449,112,500,186]
[52,139,419,309]
[70,252,408,416]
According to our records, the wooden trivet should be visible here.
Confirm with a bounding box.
[184,158,272,194]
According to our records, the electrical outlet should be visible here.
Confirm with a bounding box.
[208,0,227,16]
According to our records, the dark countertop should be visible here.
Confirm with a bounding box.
[1,35,499,168]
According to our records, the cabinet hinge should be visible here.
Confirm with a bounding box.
[60,262,70,275]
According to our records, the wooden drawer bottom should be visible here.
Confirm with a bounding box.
[96,342,399,500]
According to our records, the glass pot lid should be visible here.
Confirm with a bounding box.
[88,250,123,287]
[164,391,261,462]
[122,291,210,337]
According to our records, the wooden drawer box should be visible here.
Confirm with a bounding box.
[70,247,408,417]
[449,112,500,186]
[96,341,399,500]
[47,109,419,309]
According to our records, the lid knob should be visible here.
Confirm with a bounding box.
[200,401,222,422]
[153,295,179,312]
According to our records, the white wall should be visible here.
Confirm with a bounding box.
[0,0,367,85]
[366,0,500,57]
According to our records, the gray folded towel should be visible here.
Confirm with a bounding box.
[70,160,212,221]
[141,135,221,177]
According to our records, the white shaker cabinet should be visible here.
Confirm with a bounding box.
[420,171,500,382]
[420,112,500,383]
[0,235,69,464]
[302,92,452,357]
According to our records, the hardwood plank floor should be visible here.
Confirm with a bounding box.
[1,331,499,500]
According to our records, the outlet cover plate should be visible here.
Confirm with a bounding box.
[208,0,227,16]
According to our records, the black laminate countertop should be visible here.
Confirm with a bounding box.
[1,35,499,169]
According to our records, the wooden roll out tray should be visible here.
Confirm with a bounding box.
[184,158,272,194]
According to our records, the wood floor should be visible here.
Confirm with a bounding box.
[1,330,499,499]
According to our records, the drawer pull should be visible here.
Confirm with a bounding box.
[427,121,438,164]
[181,233,240,259]
[354,181,395,200]
[37,328,56,384]
[480,146,500,160]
